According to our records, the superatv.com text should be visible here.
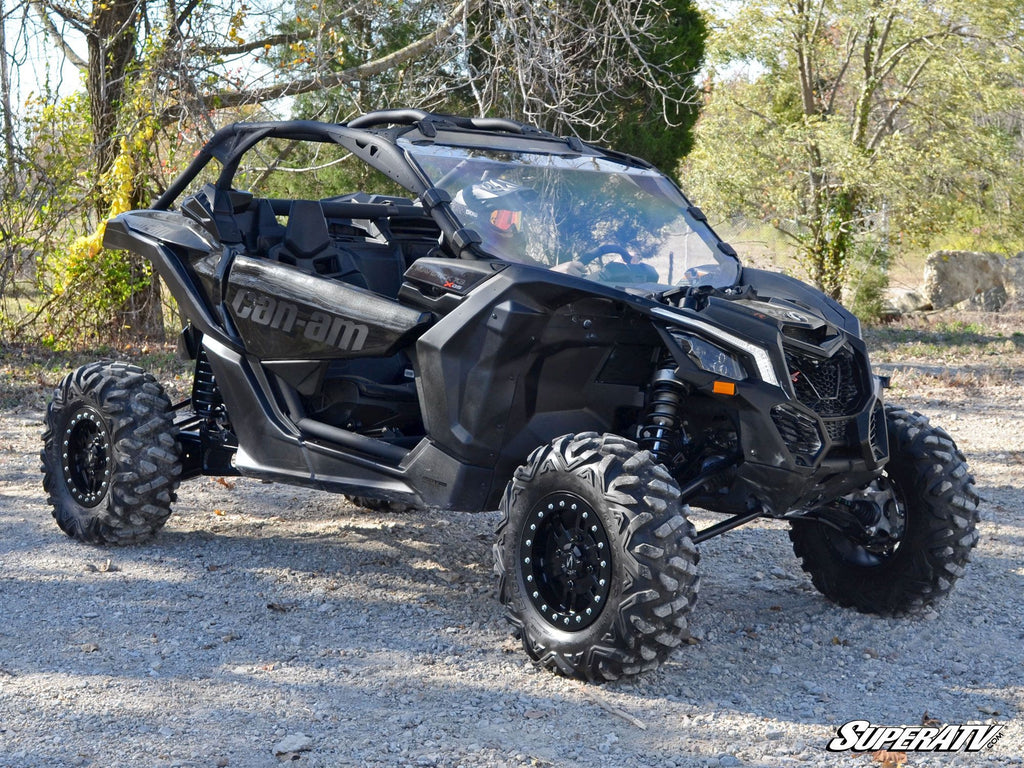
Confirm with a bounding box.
[825,720,1003,753]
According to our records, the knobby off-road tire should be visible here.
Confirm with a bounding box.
[495,432,700,681]
[344,495,419,514]
[41,361,182,545]
[790,405,979,614]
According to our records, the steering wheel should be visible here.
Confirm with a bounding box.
[578,244,662,284]
[579,244,634,268]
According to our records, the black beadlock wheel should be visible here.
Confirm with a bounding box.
[41,361,182,545]
[495,432,700,682]
[519,492,613,632]
[789,405,980,614]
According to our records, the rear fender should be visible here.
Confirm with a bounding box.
[104,211,232,345]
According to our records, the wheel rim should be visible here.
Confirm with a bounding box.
[62,406,112,508]
[520,492,613,631]
[825,475,907,567]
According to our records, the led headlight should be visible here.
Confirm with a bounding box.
[672,332,748,380]
[651,307,780,387]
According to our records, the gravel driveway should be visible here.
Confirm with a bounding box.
[1,375,1021,768]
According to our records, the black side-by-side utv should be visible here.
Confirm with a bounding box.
[42,110,979,680]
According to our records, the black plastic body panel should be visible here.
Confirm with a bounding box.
[225,256,430,359]
[200,334,494,510]
[740,267,861,336]
[413,263,660,506]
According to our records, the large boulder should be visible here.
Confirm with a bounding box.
[888,289,931,314]
[1004,253,1024,309]
[952,286,1007,312]
[922,251,1005,309]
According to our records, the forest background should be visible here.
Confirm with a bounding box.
[0,0,1022,349]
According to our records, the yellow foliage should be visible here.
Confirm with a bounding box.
[57,114,159,300]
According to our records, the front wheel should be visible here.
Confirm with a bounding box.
[790,406,979,614]
[495,433,700,681]
[41,361,181,545]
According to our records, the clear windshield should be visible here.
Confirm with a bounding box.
[401,140,740,289]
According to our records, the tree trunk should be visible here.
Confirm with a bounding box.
[86,0,165,340]
[87,0,139,179]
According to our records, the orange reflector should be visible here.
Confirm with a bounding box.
[712,381,736,396]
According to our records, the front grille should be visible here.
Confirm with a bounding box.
[822,417,852,443]
[771,404,822,466]
[785,347,864,418]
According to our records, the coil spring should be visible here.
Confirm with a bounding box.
[192,349,223,421]
[638,359,687,466]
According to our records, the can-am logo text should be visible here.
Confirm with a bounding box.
[826,720,1003,753]
[230,289,368,352]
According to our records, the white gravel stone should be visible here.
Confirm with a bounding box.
[273,733,312,755]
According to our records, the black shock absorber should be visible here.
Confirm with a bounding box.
[191,349,224,423]
[638,356,689,466]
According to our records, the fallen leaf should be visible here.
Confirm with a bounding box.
[871,750,907,767]
[213,509,225,516]
[213,477,236,490]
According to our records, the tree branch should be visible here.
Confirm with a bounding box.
[867,53,932,151]
[872,9,895,72]
[195,4,359,57]
[825,28,860,115]
[30,0,87,68]
[874,26,966,80]
[167,0,199,43]
[173,0,477,117]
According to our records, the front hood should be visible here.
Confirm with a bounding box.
[738,267,861,337]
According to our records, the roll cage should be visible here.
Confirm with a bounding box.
[153,109,738,277]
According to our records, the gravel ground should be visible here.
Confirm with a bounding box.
[1,369,1021,768]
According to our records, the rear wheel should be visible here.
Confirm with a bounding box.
[790,406,979,614]
[41,362,181,545]
[495,432,699,681]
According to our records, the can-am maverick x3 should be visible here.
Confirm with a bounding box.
[42,110,979,680]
